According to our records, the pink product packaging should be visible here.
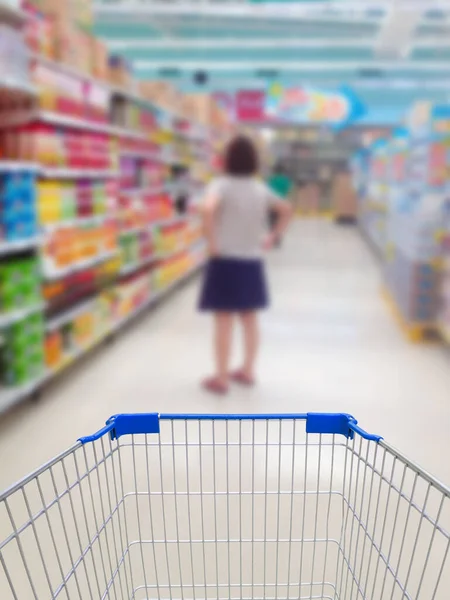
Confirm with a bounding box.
[86,82,109,122]
[119,157,137,189]
[76,181,93,217]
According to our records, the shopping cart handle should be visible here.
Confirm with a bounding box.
[78,412,382,444]
[78,413,160,443]
[306,413,383,442]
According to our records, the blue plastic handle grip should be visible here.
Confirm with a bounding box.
[78,412,382,444]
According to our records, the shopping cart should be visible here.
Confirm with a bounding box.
[0,412,449,600]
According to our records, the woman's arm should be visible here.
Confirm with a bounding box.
[201,193,220,256]
[264,198,293,250]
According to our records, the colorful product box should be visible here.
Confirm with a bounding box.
[0,257,41,312]
[1,314,45,386]
[0,171,38,242]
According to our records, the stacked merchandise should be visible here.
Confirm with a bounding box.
[359,138,389,257]
[0,1,227,411]
[383,106,444,330]
[354,102,449,339]
[0,166,39,243]
[432,107,450,343]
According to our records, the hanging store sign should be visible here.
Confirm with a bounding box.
[235,90,266,122]
[265,83,365,126]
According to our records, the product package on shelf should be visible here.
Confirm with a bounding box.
[31,61,110,123]
[23,2,54,60]
[362,138,390,256]
[153,241,206,291]
[41,219,118,279]
[119,229,154,271]
[31,0,93,37]
[0,167,38,242]
[108,55,132,89]
[0,21,30,94]
[38,180,113,225]
[0,256,41,313]
[45,290,116,372]
[1,313,45,386]
[43,253,121,315]
[118,190,174,232]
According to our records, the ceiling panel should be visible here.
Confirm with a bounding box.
[93,0,450,115]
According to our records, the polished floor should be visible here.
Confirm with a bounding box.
[1,219,450,599]
[1,219,450,490]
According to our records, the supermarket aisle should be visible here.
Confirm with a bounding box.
[1,219,450,492]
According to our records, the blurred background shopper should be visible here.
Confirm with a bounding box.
[267,162,293,246]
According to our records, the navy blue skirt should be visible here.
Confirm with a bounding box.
[199,257,269,312]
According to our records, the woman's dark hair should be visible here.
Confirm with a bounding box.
[224,135,259,176]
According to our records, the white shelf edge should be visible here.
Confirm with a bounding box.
[0,161,39,172]
[120,184,167,196]
[0,303,44,328]
[120,150,164,161]
[42,250,118,281]
[40,167,119,180]
[0,162,119,179]
[0,109,151,140]
[46,298,97,333]
[119,255,159,277]
[0,236,41,256]
[41,215,107,233]
[119,215,187,237]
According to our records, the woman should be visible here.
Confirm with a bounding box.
[199,135,293,395]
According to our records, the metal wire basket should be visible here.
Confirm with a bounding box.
[1,412,449,599]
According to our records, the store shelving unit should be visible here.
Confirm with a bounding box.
[0,7,218,413]
[0,259,203,415]
[353,107,450,343]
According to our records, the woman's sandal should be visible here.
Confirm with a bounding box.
[202,377,229,395]
[230,369,255,387]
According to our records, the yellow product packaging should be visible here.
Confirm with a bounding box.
[37,182,61,224]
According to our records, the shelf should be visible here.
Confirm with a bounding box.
[33,54,111,91]
[0,109,151,140]
[0,161,39,172]
[0,261,204,414]
[119,215,187,236]
[121,184,167,197]
[120,150,165,162]
[0,373,48,415]
[0,76,36,98]
[41,215,107,233]
[119,254,159,276]
[42,250,119,281]
[0,162,118,179]
[113,262,204,333]
[0,303,44,328]
[46,298,96,333]
[118,240,202,277]
[40,167,118,180]
[0,236,41,256]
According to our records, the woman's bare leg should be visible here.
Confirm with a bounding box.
[239,311,259,379]
[214,312,234,384]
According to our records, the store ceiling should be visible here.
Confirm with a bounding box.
[94,1,450,110]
